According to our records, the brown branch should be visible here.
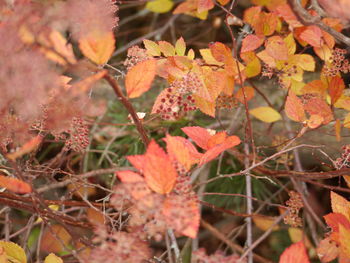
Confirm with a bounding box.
[104,74,150,146]
[200,219,272,263]
[288,0,350,46]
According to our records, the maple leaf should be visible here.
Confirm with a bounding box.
[279,241,310,263]
[182,126,241,165]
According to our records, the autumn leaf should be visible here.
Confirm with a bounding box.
[197,0,214,13]
[299,25,323,48]
[339,224,350,257]
[304,97,333,125]
[0,175,32,194]
[317,237,339,263]
[162,193,200,238]
[79,31,115,65]
[143,39,161,56]
[182,126,241,165]
[250,106,281,123]
[44,253,63,263]
[265,36,289,61]
[285,91,306,122]
[253,215,280,231]
[235,86,255,104]
[146,0,174,13]
[164,134,202,172]
[241,34,264,53]
[6,135,42,161]
[175,37,186,56]
[40,225,71,254]
[158,41,176,56]
[0,241,26,263]
[329,75,345,105]
[279,241,310,263]
[330,191,350,220]
[125,59,157,98]
[143,140,178,194]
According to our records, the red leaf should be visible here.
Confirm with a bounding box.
[144,140,177,194]
[164,135,202,172]
[324,213,350,233]
[299,25,323,48]
[181,126,212,150]
[199,135,241,166]
[317,237,339,263]
[285,91,306,122]
[279,241,310,263]
[0,175,32,194]
[126,155,147,172]
[329,76,345,105]
[241,34,264,53]
[125,59,157,98]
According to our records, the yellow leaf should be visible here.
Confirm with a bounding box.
[0,241,26,263]
[146,0,174,13]
[194,94,216,117]
[253,215,280,231]
[288,228,312,248]
[44,253,63,263]
[143,39,161,56]
[79,31,115,65]
[175,37,186,56]
[331,191,350,220]
[250,106,281,123]
[344,112,350,128]
[293,54,315,71]
[339,224,350,257]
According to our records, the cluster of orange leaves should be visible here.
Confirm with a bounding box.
[112,127,240,239]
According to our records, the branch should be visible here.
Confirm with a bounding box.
[288,0,350,46]
[104,74,150,146]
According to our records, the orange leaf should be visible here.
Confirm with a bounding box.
[279,241,310,263]
[317,237,339,263]
[193,94,216,117]
[199,135,241,165]
[127,155,147,172]
[304,97,333,125]
[40,225,71,254]
[307,114,323,129]
[241,34,264,53]
[299,25,323,48]
[125,59,157,98]
[144,140,177,194]
[329,76,345,105]
[182,126,212,150]
[79,31,115,65]
[265,36,289,60]
[209,42,232,63]
[6,135,42,161]
[197,0,214,13]
[331,191,350,220]
[324,213,350,234]
[164,135,202,172]
[0,175,32,194]
[335,119,342,142]
[235,86,255,104]
[116,171,144,183]
[285,91,306,122]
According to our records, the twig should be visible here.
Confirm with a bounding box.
[201,219,272,263]
[288,0,350,46]
[104,74,150,146]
